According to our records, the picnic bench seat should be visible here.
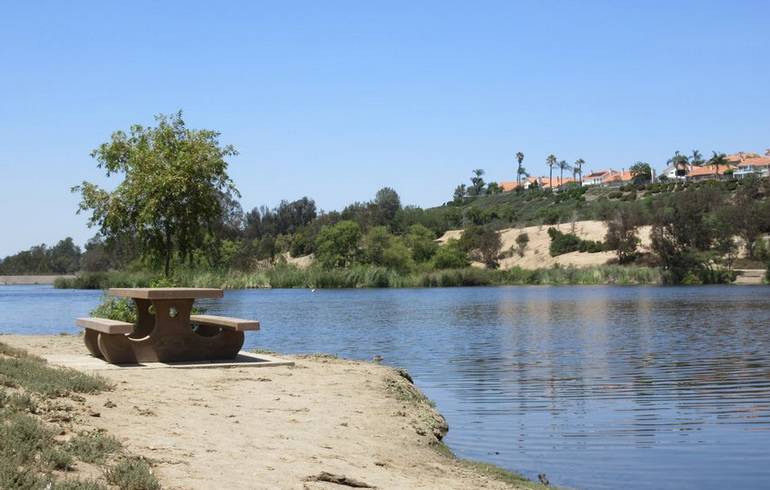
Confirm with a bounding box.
[76,317,134,359]
[189,314,260,331]
[76,317,134,334]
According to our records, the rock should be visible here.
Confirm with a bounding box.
[305,472,375,488]
[393,368,413,384]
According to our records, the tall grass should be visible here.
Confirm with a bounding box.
[55,264,663,289]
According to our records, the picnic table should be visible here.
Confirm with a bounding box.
[76,288,260,364]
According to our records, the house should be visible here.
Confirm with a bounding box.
[732,155,770,179]
[687,164,733,181]
[582,169,634,187]
[583,170,612,186]
[500,176,539,191]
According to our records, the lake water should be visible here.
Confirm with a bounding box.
[2,285,770,490]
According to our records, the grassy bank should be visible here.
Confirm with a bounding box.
[54,264,663,290]
[0,342,160,489]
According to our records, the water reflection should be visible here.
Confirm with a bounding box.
[2,285,770,489]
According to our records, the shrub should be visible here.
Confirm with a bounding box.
[90,296,137,324]
[515,233,529,257]
[547,228,606,256]
[432,240,469,269]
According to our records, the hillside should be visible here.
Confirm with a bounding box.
[439,220,653,270]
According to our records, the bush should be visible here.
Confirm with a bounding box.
[547,228,606,256]
[432,240,470,269]
[90,296,137,324]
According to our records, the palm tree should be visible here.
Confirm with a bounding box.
[573,158,585,186]
[546,154,557,190]
[515,152,525,188]
[558,160,571,187]
[667,151,690,177]
[708,151,729,178]
[517,165,530,188]
[691,149,704,166]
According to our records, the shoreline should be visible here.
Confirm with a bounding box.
[0,334,547,489]
[0,274,76,285]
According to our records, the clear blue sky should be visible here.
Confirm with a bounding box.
[1,1,769,256]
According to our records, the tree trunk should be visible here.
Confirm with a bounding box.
[164,227,173,277]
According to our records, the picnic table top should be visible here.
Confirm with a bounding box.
[108,288,224,300]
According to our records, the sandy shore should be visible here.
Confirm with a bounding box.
[0,275,75,285]
[1,335,538,490]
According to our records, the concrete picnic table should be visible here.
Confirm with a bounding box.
[76,288,259,364]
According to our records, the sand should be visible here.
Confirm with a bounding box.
[1,335,534,490]
[438,220,653,269]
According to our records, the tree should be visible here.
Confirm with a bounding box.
[691,149,704,166]
[730,179,767,258]
[48,237,82,273]
[517,165,530,189]
[453,184,467,203]
[314,220,362,268]
[486,182,502,194]
[515,232,529,257]
[605,207,641,263]
[629,162,652,183]
[515,152,525,188]
[432,240,469,269]
[73,112,239,276]
[558,160,571,187]
[667,151,689,177]
[459,225,502,268]
[404,224,438,262]
[468,169,486,196]
[546,155,557,190]
[373,187,401,225]
[708,151,729,177]
[573,158,585,186]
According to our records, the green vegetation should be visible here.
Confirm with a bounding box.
[3,115,768,287]
[0,342,160,489]
[547,227,606,256]
[54,264,661,289]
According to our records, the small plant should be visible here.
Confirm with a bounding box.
[105,457,160,490]
[515,233,529,257]
[90,296,137,324]
[68,431,122,464]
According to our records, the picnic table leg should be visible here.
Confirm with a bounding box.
[97,333,139,364]
[83,329,103,358]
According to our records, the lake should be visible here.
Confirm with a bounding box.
[1,285,769,490]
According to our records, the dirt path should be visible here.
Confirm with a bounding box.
[2,335,537,490]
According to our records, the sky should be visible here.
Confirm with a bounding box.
[1,1,769,256]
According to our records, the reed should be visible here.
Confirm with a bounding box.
[54,264,664,290]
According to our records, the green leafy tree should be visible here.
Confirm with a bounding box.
[314,220,362,268]
[432,239,469,269]
[373,187,402,225]
[453,184,467,203]
[460,225,502,268]
[605,207,641,263]
[486,182,502,194]
[629,162,652,183]
[404,224,438,262]
[73,112,239,276]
